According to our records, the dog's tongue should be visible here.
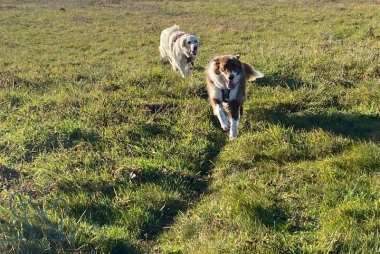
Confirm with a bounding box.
[227,80,236,89]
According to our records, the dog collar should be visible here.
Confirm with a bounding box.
[222,89,230,102]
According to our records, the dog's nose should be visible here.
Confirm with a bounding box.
[228,74,234,80]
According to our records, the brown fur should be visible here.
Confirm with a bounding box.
[206,55,264,139]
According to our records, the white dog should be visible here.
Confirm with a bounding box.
[159,25,199,78]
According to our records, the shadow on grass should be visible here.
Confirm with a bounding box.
[0,164,21,189]
[4,76,56,91]
[131,101,229,241]
[251,203,287,230]
[0,242,47,254]
[257,71,313,90]
[75,239,143,254]
[250,203,316,234]
[0,222,81,254]
[255,103,380,142]
[107,240,143,254]
[0,164,21,180]
[192,65,205,72]
[23,128,101,163]
[136,142,225,241]
[67,120,227,251]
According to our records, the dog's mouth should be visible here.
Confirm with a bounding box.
[190,45,198,56]
[225,78,236,89]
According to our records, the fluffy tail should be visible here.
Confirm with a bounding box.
[242,62,264,81]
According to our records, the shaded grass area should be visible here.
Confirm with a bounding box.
[0,0,380,253]
[0,74,225,253]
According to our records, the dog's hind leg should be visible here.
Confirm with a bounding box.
[159,46,165,58]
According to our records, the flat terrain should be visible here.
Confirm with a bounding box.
[0,0,379,253]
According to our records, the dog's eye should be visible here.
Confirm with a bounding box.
[195,40,198,43]
[187,41,191,44]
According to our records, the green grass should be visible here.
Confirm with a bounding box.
[0,0,380,253]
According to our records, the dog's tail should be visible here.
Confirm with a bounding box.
[242,62,264,81]
[171,24,180,30]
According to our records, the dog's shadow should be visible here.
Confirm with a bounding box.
[192,65,205,72]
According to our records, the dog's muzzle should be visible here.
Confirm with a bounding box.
[225,77,236,89]
[191,45,198,56]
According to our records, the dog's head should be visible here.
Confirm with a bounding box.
[181,35,199,58]
[212,55,242,89]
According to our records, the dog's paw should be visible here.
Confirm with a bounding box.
[221,122,230,131]
[219,115,230,131]
[229,130,237,140]
[215,105,229,131]
[180,70,189,78]
[220,116,230,130]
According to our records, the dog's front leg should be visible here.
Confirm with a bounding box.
[228,100,240,140]
[177,65,186,77]
[177,57,190,78]
[211,99,229,131]
[183,62,191,77]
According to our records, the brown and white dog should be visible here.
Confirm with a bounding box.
[206,55,264,140]
[159,25,199,78]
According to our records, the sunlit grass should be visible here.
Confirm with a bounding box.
[0,0,379,253]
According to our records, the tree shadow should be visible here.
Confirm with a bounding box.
[136,141,225,241]
[253,103,380,143]
[68,123,227,247]
[256,71,314,90]
[23,127,102,163]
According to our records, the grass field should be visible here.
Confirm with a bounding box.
[0,0,379,253]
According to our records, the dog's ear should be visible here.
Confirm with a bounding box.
[212,57,220,63]
[180,36,189,52]
[182,37,187,47]
[213,57,220,74]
